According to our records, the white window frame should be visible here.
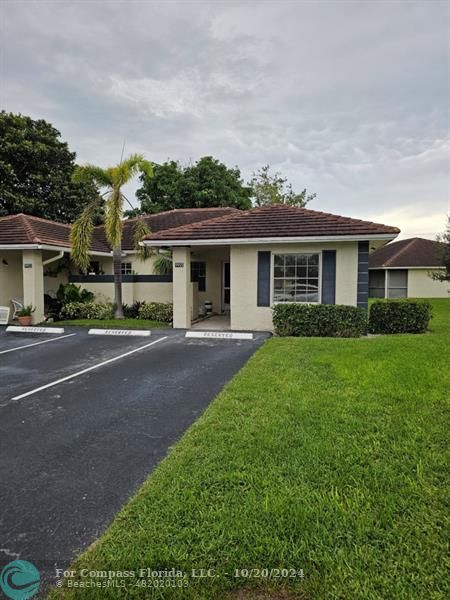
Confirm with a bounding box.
[121,261,133,275]
[271,251,322,305]
[386,269,408,299]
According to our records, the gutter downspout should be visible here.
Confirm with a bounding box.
[42,250,64,266]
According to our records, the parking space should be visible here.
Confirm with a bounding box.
[0,326,269,587]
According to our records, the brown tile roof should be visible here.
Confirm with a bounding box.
[0,213,111,253]
[144,204,400,242]
[111,207,239,251]
[0,208,240,252]
[369,237,446,268]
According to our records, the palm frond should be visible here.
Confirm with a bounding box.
[153,250,173,275]
[133,217,153,260]
[72,165,112,188]
[113,154,153,187]
[105,187,123,248]
[70,200,99,273]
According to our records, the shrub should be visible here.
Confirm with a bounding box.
[138,302,173,323]
[56,283,94,305]
[59,301,114,320]
[369,300,432,334]
[272,303,368,337]
[122,301,145,319]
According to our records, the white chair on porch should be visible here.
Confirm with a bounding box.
[11,298,23,320]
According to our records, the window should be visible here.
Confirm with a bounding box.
[121,262,133,275]
[369,270,386,298]
[387,270,408,298]
[191,261,206,292]
[273,253,320,303]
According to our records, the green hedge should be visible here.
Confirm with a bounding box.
[369,300,432,334]
[59,302,114,320]
[138,302,173,323]
[272,303,368,337]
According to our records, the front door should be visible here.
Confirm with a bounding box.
[222,262,230,312]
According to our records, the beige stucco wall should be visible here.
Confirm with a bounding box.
[172,247,191,328]
[230,242,359,331]
[0,250,23,313]
[22,250,44,323]
[67,253,172,305]
[42,251,70,296]
[97,254,162,276]
[73,280,172,305]
[407,269,450,298]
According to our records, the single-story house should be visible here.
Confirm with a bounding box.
[368,237,449,299]
[141,204,401,329]
[0,205,400,330]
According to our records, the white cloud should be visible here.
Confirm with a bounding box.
[1,0,448,232]
[107,73,202,118]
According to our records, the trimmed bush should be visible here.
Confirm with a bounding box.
[138,302,173,323]
[369,300,432,334]
[272,303,367,337]
[59,301,114,320]
[122,301,145,319]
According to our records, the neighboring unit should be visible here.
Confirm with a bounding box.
[368,237,449,299]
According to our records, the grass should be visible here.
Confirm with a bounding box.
[49,299,450,600]
[49,318,170,329]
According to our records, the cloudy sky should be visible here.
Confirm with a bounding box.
[2,0,449,238]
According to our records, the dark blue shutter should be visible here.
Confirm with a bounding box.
[357,241,369,309]
[321,250,336,304]
[257,251,271,307]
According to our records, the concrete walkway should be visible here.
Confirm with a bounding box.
[191,315,231,330]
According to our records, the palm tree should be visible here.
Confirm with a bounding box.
[70,154,153,318]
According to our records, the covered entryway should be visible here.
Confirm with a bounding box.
[172,245,231,329]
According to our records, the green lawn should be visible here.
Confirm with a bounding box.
[49,318,170,329]
[50,300,449,600]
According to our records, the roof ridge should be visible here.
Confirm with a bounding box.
[241,204,399,232]
[384,238,418,267]
[0,213,23,222]
[0,212,72,230]
[18,213,41,244]
[94,206,240,228]
[26,213,72,228]
[143,208,246,239]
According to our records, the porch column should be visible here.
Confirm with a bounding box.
[22,250,44,324]
[172,246,191,329]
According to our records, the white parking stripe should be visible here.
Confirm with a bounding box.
[11,336,168,401]
[0,334,76,355]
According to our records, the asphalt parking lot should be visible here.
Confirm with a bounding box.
[0,326,268,588]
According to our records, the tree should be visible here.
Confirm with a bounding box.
[0,111,100,223]
[70,155,153,318]
[431,216,450,282]
[249,164,316,207]
[133,156,252,214]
